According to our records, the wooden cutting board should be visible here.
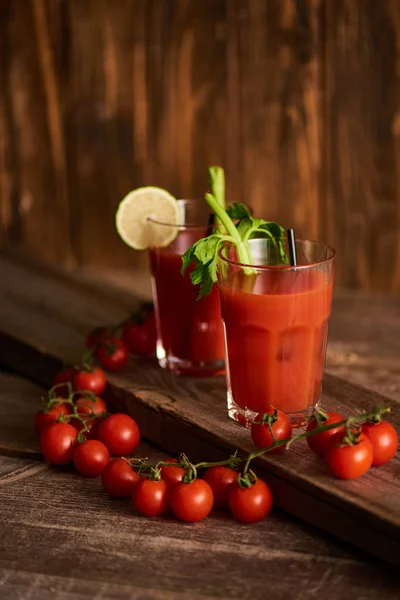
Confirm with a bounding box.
[0,253,399,567]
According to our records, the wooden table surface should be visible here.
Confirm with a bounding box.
[0,258,400,598]
[0,371,399,600]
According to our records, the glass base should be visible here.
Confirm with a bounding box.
[227,391,318,428]
[158,354,224,378]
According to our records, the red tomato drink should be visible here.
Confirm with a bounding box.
[149,203,225,376]
[218,239,335,425]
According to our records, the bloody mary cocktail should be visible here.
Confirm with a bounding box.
[149,200,225,376]
[218,238,335,425]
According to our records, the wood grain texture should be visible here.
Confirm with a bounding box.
[0,0,74,266]
[1,470,399,600]
[0,374,399,600]
[0,256,400,567]
[0,373,41,457]
[323,0,400,290]
[237,0,323,241]
[1,0,400,289]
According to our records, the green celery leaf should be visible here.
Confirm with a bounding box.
[199,273,214,299]
[190,261,206,285]
[257,221,285,238]
[226,202,251,220]
[181,239,202,275]
[236,218,254,240]
[194,234,222,264]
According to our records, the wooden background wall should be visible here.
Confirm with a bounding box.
[1,0,400,291]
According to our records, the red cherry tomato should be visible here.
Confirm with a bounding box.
[132,479,169,517]
[34,402,70,436]
[361,421,398,466]
[101,458,141,497]
[86,327,111,348]
[70,416,99,440]
[326,431,373,479]
[251,409,292,452]
[69,395,108,437]
[160,458,185,487]
[202,466,237,509]
[169,479,214,523]
[306,411,345,457]
[53,367,75,398]
[122,313,156,357]
[97,413,140,456]
[73,368,107,396]
[75,395,107,416]
[228,478,273,524]
[73,440,110,477]
[40,422,78,465]
[95,337,129,372]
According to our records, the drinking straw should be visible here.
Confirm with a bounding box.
[287,229,297,267]
[206,213,215,237]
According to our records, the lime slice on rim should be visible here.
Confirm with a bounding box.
[115,186,180,250]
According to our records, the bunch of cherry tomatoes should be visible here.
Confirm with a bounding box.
[33,304,398,525]
[250,406,398,480]
[35,381,272,524]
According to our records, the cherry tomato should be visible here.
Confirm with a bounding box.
[251,409,292,452]
[160,458,185,487]
[70,416,99,440]
[97,413,140,456]
[326,431,373,479]
[101,458,141,497]
[95,337,129,372]
[75,395,107,416]
[122,313,156,357]
[69,395,107,437]
[228,478,273,524]
[169,479,214,523]
[34,402,70,436]
[53,367,75,398]
[86,327,111,348]
[73,440,110,477]
[132,479,169,517]
[306,411,345,457]
[202,466,237,509]
[40,422,78,465]
[361,421,398,466]
[73,368,107,396]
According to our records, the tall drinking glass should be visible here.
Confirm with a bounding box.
[218,238,335,426]
[148,200,225,376]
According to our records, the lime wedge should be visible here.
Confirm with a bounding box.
[115,187,180,250]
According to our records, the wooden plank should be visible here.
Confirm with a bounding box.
[62,0,231,272]
[0,257,399,567]
[0,373,41,457]
[236,0,323,243]
[323,0,400,291]
[327,289,400,402]
[0,0,74,266]
[2,464,400,600]
[1,0,400,291]
[4,372,399,599]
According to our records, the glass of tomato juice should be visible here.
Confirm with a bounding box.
[218,238,335,426]
[148,199,225,376]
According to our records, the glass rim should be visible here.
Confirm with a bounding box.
[147,199,210,231]
[218,238,336,271]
